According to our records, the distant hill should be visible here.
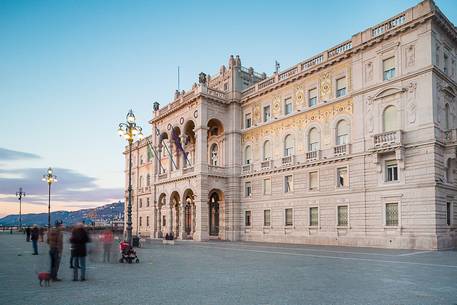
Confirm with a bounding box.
[0,201,124,227]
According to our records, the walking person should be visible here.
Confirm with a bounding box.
[39,227,45,242]
[47,221,63,281]
[25,227,31,242]
[70,223,90,281]
[101,229,114,263]
[30,225,39,255]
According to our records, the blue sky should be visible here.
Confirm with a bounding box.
[1,0,456,217]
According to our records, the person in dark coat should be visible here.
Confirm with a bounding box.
[47,221,63,281]
[30,225,39,255]
[26,227,31,242]
[70,223,90,281]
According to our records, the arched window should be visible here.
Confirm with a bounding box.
[308,128,320,152]
[336,120,350,145]
[284,135,294,156]
[263,140,271,160]
[445,103,450,130]
[383,105,398,132]
[210,143,218,166]
[244,145,252,165]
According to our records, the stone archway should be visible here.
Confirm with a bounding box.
[182,189,196,240]
[157,193,167,238]
[208,189,224,239]
[170,191,180,239]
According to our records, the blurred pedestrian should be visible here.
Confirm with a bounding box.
[47,221,63,281]
[70,223,90,281]
[101,229,114,263]
[31,225,39,255]
[26,227,31,242]
[39,227,45,242]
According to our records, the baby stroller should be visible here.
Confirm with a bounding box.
[119,240,140,264]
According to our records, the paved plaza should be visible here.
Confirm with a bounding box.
[0,232,456,305]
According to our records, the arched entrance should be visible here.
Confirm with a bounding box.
[170,191,180,238]
[208,190,224,237]
[182,189,196,239]
[157,193,167,238]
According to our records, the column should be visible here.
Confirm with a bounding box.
[153,202,158,238]
[158,200,164,238]
[194,198,209,241]
[167,203,173,236]
[180,203,186,239]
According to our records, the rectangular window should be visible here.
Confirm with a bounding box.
[383,57,396,80]
[245,211,251,226]
[162,215,166,227]
[139,199,143,208]
[309,171,318,190]
[308,88,317,107]
[309,207,319,226]
[139,217,142,227]
[386,160,399,182]
[284,175,293,193]
[385,203,399,226]
[284,98,293,115]
[245,182,252,197]
[264,210,271,227]
[263,105,271,122]
[147,198,150,207]
[447,202,451,226]
[338,206,348,226]
[285,208,293,226]
[337,167,348,188]
[444,54,449,74]
[245,113,252,128]
[263,178,271,195]
[336,77,346,97]
[146,216,149,227]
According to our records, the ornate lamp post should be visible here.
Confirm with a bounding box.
[118,109,143,246]
[16,187,26,230]
[42,167,57,229]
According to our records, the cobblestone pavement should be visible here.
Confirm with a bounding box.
[1,232,456,305]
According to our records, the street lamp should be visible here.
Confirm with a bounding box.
[118,109,144,246]
[16,187,26,230]
[42,167,57,229]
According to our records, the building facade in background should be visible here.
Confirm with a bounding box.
[125,0,457,249]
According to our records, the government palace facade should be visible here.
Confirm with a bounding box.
[124,0,457,250]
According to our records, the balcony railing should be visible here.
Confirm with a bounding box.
[444,129,457,143]
[281,155,295,166]
[208,165,226,176]
[158,173,168,180]
[306,150,321,161]
[242,164,253,173]
[182,166,194,174]
[261,159,273,170]
[373,130,402,148]
[334,144,351,157]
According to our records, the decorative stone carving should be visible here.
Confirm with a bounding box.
[367,96,375,133]
[253,103,261,123]
[272,95,281,117]
[295,85,304,107]
[198,72,207,84]
[319,72,331,101]
[406,82,417,124]
[406,45,415,67]
[366,62,373,81]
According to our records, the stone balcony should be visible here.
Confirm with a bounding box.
[182,166,194,174]
[158,172,168,180]
[334,144,351,157]
[208,165,227,176]
[260,159,273,170]
[444,129,457,144]
[306,150,321,162]
[281,155,295,166]
[242,164,253,174]
[373,130,403,150]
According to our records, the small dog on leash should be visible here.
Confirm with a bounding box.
[38,272,51,287]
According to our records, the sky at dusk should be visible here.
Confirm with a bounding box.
[1,0,456,218]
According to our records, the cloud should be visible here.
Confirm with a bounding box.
[0,167,123,205]
[0,147,41,161]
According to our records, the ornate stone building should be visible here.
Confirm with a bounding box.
[125,0,457,249]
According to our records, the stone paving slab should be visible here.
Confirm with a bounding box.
[1,232,456,305]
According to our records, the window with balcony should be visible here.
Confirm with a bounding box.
[263,140,271,160]
[263,178,271,195]
[284,134,294,156]
[245,211,251,226]
[309,88,317,107]
[337,167,348,188]
[245,113,252,129]
[244,145,252,165]
[309,207,318,226]
[245,182,252,197]
[264,210,271,226]
[445,103,450,130]
[285,208,293,226]
[284,97,293,115]
[338,206,348,226]
[385,203,399,226]
[308,128,320,152]
[444,54,449,75]
[385,160,399,182]
[284,175,293,193]
[336,120,350,145]
[263,105,271,122]
[383,105,398,132]
[309,171,318,190]
[336,77,346,97]
[383,57,396,80]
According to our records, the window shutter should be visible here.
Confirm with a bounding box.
[336,77,346,90]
